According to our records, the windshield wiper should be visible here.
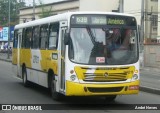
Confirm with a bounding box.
[86,26,96,45]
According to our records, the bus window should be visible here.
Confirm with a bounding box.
[24,28,32,48]
[32,26,40,49]
[40,25,48,49]
[48,23,59,49]
[21,29,25,48]
[13,30,18,48]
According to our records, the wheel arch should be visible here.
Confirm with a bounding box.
[48,69,55,88]
[22,63,26,77]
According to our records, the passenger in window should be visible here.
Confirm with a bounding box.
[119,29,131,50]
[106,29,121,51]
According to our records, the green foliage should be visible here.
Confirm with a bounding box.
[38,0,53,18]
[0,0,26,26]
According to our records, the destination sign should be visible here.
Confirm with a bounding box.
[107,18,125,25]
[91,16,107,25]
[71,14,136,26]
[75,16,88,24]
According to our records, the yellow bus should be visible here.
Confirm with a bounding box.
[12,12,140,101]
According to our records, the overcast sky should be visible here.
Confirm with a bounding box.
[25,0,65,6]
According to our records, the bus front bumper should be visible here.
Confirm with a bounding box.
[66,80,140,96]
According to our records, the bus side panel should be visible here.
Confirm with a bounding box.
[25,49,48,87]
[12,48,18,76]
[40,50,58,87]
[20,49,32,69]
[20,49,31,80]
[12,49,18,65]
[46,50,58,75]
[18,49,58,88]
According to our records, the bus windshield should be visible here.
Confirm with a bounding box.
[69,27,138,65]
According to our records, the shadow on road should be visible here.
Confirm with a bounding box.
[15,82,135,110]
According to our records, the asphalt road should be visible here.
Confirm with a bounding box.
[140,68,160,89]
[0,61,160,113]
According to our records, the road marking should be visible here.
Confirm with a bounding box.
[12,76,22,81]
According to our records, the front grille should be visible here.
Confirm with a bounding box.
[84,73,127,82]
[75,66,134,82]
[87,87,124,93]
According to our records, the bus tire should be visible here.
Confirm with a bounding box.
[104,95,117,103]
[51,75,62,101]
[22,67,29,87]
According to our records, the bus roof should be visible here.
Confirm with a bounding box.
[15,12,134,29]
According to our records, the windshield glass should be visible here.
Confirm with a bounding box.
[69,27,138,65]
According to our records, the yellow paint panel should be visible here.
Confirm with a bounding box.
[40,50,47,72]
[19,49,58,74]
[46,50,58,75]
[74,66,88,79]
[12,48,17,64]
[20,49,32,67]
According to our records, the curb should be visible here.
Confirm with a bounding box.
[0,58,12,63]
[140,86,160,95]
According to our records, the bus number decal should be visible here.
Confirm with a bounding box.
[96,57,105,63]
[33,55,40,63]
[76,17,88,24]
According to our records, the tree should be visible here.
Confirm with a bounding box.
[0,0,26,26]
[38,0,53,18]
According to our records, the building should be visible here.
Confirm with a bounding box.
[158,0,160,39]
[124,0,158,43]
[18,0,159,42]
[20,0,79,23]
[19,0,119,23]
[123,0,142,25]
[145,0,158,40]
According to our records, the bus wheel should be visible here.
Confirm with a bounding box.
[104,95,117,103]
[51,76,62,101]
[22,67,29,87]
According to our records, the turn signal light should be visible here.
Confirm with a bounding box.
[70,70,74,74]
[129,85,139,90]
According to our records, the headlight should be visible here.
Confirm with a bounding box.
[132,74,139,81]
[70,75,76,81]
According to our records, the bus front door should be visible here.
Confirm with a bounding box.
[58,21,68,94]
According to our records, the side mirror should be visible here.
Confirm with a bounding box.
[64,33,71,45]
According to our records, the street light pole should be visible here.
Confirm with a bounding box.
[33,0,35,20]
[149,6,153,40]
[140,0,144,44]
[119,0,124,13]
[7,0,10,59]
[140,0,145,68]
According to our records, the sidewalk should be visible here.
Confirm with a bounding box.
[0,53,12,62]
[0,55,159,95]
[140,67,160,95]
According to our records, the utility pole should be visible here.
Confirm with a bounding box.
[140,0,144,44]
[149,6,153,40]
[119,0,124,13]
[7,0,10,59]
[140,0,145,68]
[33,0,35,20]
